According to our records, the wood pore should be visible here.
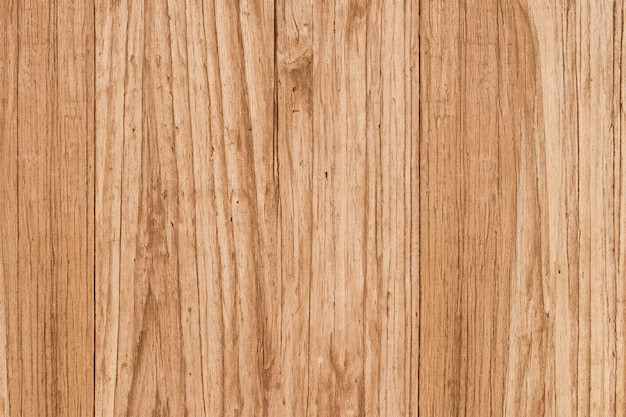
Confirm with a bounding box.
[0,0,624,416]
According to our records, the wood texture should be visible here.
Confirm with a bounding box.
[0,0,95,416]
[96,0,278,415]
[95,0,417,415]
[1,0,625,416]
[420,0,625,416]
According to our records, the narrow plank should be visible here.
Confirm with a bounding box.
[275,0,314,415]
[527,1,626,415]
[55,0,96,414]
[273,1,419,415]
[306,1,368,415]
[17,2,55,414]
[420,0,548,414]
[283,0,419,415]
[4,0,95,416]
[420,2,516,415]
[528,2,581,415]
[524,1,626,415]
[96,0,199,414]
[95,0,277,415]
[499,1,552,412]
[364,1,419,416]
[201,0,278,414]
[419,1,464,411]
[574,1,623,415]
[0,1,18,415]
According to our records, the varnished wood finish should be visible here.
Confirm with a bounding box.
[0,1,625,416]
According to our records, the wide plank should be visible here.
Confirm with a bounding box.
[419,1,625,415]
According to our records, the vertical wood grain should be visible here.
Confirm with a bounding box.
[364,1,419,416]
[306,0,367,415]
[573,1,624,415]
[2,0,621,416]
[419,1,625,416]
[97,0,419,415]
[419,1,524,413]
[617,5,626,416]
[0,0,95,416]
[95,0,277,415]
[0,1,18,415]
[275,0,313,414]
[274,0,419,415]
[529,3,581,415]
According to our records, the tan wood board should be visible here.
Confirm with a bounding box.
[0,0,95,415]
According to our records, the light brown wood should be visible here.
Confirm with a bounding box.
[95,0,278,415]
[419,1,625,416]
[1,0,625,416]
[95,0,418,415]
[0,0,95,416]
[0,1,18,414]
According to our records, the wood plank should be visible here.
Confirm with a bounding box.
[275,1,416,415]
[0,0,95,416]
[419,0,626,415]
[420,1,516,413]
[0,1,18,415]
[95,0,277,415]
[274,0,314,414]
[305,0,368,414]
[575,1,623,415]
[363,1,419,416]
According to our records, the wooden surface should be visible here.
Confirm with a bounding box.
[0,0,95,416]
[0,1,624,416]
[420,2,625,415]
